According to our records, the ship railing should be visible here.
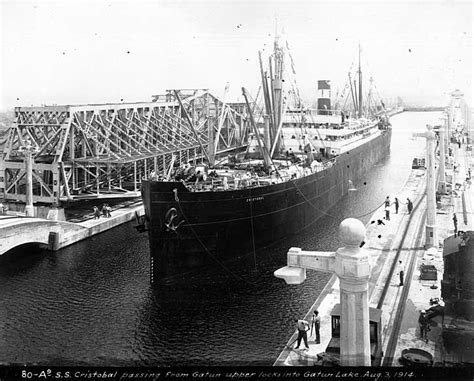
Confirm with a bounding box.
[310,109,343,116]
[146,158,336,190]
[180,169,326,191]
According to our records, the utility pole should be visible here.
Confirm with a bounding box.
[413,125,437,248]
[275,218,371,366]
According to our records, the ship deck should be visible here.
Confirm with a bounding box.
[149,128,389,193]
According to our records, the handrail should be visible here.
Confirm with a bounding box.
[176,161,336,192]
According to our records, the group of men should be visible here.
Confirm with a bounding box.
[295,307,432,351]
[93,204,112,219]
[384,196,413,221]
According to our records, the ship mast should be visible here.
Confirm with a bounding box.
[358,43,363,118]
[348,72,357,115]
[242,88,272,167]
[258,29,285,161]
[270,31,284,156]
[259,51,273,153]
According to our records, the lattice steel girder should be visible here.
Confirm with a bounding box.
[0,91,250,204]
[178,90,249,149]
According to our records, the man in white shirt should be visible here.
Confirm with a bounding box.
[294,319,310,350]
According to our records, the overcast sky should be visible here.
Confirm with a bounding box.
[0,0,472,111]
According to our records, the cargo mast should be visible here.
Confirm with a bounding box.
[270,33,284,156]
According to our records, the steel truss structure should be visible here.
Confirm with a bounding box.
[0,90,249,205]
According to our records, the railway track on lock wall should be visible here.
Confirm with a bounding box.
[380,201,427,366]
[345,170,428,366]
[376,167,443,365]
[374,190,427,312]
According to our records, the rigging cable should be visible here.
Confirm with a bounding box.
[290,176,386,220]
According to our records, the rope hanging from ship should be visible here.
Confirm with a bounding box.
[290,178,386,220]
[289,153,426,221]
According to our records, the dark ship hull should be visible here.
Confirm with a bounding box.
[141,129,392,285]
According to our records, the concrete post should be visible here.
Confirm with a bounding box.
[438,122,447,194]
[413,125,438,248]
[47,229,62,251]
[19,144,39,217]
[334,219,371,366]
[24,148,34,217]
[426,125,437,248]
[274,218,371,366]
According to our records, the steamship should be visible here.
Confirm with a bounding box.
[140,38,392,285]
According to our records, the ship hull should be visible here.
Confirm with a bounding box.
[141,129,391,285]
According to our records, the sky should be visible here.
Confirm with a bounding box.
[0,0,472,111]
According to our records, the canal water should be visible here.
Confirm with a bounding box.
[0,112,441,366]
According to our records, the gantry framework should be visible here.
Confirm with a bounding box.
[0,89,249,204]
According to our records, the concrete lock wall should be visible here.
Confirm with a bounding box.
[0,220,88,255]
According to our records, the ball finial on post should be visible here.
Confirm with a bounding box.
[339,218,366,247]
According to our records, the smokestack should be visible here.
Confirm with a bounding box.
[317,80,331,115]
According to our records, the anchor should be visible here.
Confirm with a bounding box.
[164,207,184,233]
